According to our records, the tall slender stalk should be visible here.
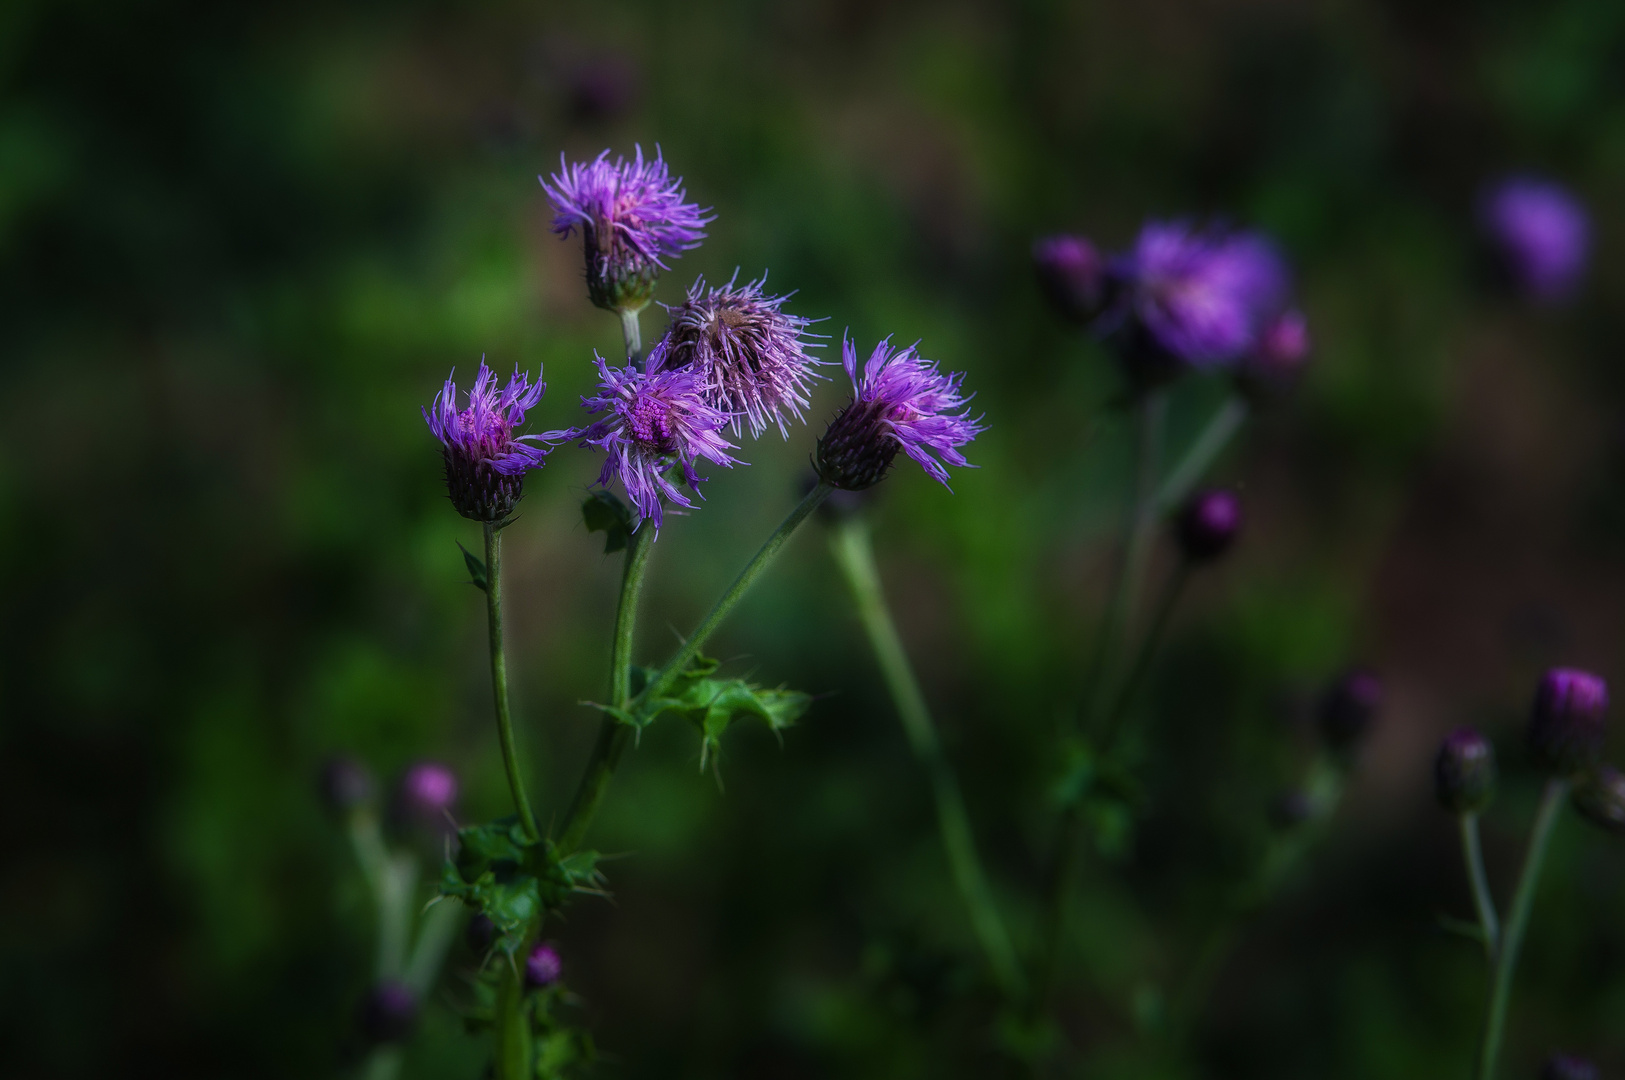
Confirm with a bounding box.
[485,522,540,840]
[1460,813,1500,962]
[830,517,1024,998]
[1474,779,1568,1080]
[1097,560,1190,754]
[1155,393,1248,514]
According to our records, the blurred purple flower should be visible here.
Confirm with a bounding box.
[1033,234,1106,324]
[423,360,553,523]
[658,273,825,439]
[540,146,712,312]
[358,980,419,1044]
[525,942,563,987]
[1529,667,1608,775]
[815,337,984,491]
[397,761,459,823]
[1176,488,1242,562]
[1479,176,1590,302]
[571,348,741,530]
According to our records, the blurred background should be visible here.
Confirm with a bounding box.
[4,0,1625,1076]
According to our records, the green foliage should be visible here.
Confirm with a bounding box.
[441,817,604,955]
[581,491,633,554]
[459,541,489,592]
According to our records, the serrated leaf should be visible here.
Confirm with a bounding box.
[582,491,633,554]
[458,542,488,591]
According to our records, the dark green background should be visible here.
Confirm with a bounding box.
[3,0,1624,1076]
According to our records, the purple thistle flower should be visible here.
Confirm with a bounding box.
[1115,221,1289,371]
[657,273,826,439]
[540,145,713,313]
[423,360,553,523]
[1478,176,1590,303]
[394,761,459,833]
[815,337,984,492]
[573,350,741,530]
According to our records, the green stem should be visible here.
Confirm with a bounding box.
[1474,779,1568,1080]
[494,953,534,1080]
[1155,394,1248,514]
[830,517,1024,999]
[1460,813,1501,962]
[486,523,541,841]
[1098,560,1191,754]
[347,810,415,980]
[619,307,643,363]
[405,897,466,994]
[1031,802,1083,1012]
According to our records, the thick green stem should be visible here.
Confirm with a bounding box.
[830,518,1024,999]
[494,954,534,1080]
[1460,813,1501,962]
[486,523,540,841]
[1097,560,1191,753]
[1474,779,1568,1080]
[619,307,643,363]
[1155,394,1248,514]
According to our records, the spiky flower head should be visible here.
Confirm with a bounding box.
[423,360,553,523]
[541,145,712,313]
[1434,726,1497,815]
[572,348,741,530]
[659,274,824,438]
[815,338,984,492]
[1113,221,1289,381]
[1478,176,1590,303]
[1529,668,1609,775]
[1033,234,1107,324]
[1573,766,1625,836]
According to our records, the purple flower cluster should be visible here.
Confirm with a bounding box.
[423,360,554,523]
[1478,175,1591,302]
[815,338,984,491]
[541,146,712,313]
[659,274,824,438]
[572,349,740,530]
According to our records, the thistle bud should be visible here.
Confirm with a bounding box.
[358,980,419,1044]
[1528,668,1608,776]
[1033,235,1106,324]
[1434,727,1496,815]
[1319,669,1383,751]
[1237,309,1311,399]
[422,361,553,524]
[318,756,372,816]
[1176,489,1242,563]
[393,761,459,830]
[1572,766,1625,836]
[1540,1055,1599,1080]
[525,942,563,988]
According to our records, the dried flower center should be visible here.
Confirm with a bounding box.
[627,394,679,454]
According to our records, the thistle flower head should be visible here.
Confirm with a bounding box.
[1530,668,1609,775]
[541,145,712,312]
[1479,176,1590,303]
[393,761,459,833]
[815,337,984,492]
[1573,766,1625,836]
[659,273,825,438]
[1033,234,1107,324]
[423,360,553,523]
[1434,726,1497,815]
[573,350,741,530]
[1116,221,1289,371]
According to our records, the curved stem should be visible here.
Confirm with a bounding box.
[1474,779,1568,1080]
[1460,813,1501,962]
[830,518,1024,998]
[1097,560,1191,753]
[485,523,541,840]
[1155,394,1248,514]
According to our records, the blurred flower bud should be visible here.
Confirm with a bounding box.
[1540,1054,1599,1080]
[358,980,419,1044]
[394,761,459,829]
[1176,489,1242,563]
[1478,176,1590,304]
[1434,727,1497,815]
[466,912,496,953]
[318,756,373,816]
[1528,668,1608,776]
[1237,309,1311,399]
[525,942,563,988]
[1572,766,1625,836]
[1033,235,1105,324]
[1268,789,1314,830]
[1320,669,1383,751]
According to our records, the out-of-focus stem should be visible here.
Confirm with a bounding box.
[620,307,643,363]
[830,517,1024,998]
[1098,560,1191,753]
[1155,394,1248,514]
[485,523,540,841]
[1460,813,1500,962]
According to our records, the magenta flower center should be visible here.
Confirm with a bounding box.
[627,394,679,453]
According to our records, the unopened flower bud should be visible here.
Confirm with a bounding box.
[394,761,458,829]
[1237,309,1311,398]
[1528,668,1608,775]
[1540,1054,1599,1080]
[1177,489,1242,563]
[525,942,563,988]
[358,980,419,1044]
[1033,235,1106,324]
[1320,669,1383,751]
[1572,766,1625,836]
[1434,727,1496,814]
[318,756,372,816]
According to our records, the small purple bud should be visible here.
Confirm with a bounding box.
[358,980,419,1044]
[525,942,563,988]
[1320,669,1383,751]
[395,761,459,826]
[1176,489,1242,563]
[1540,1055,1599,1080]
[466,912,496,953]
[1529,668,1609,775]
[1478,176,1590,303]
[1434,727,1497,815]
[1033,235,1106,324]
[1237,309,1311,397]
[1572,766,1625,836]
[1268,789,1314,830]
[318,756,372,816]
